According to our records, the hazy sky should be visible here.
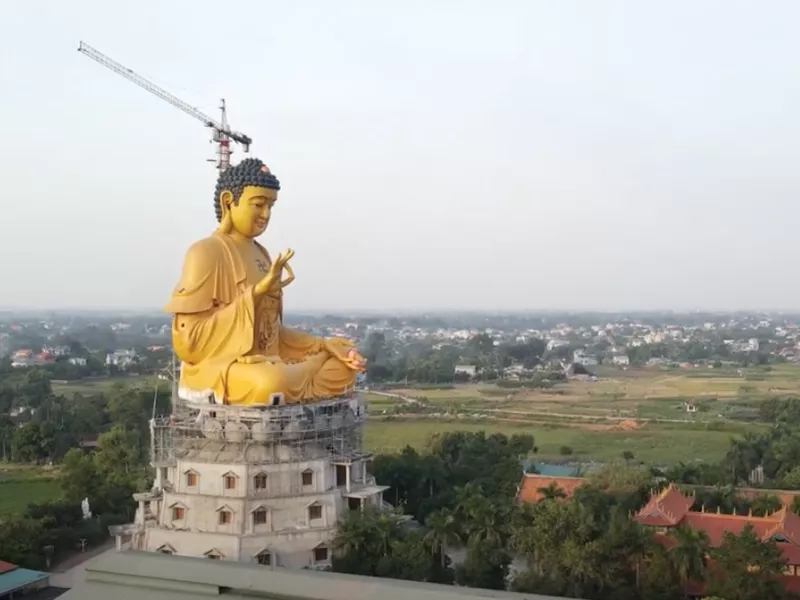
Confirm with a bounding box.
[2,1,799,312]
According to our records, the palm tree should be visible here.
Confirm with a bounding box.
[667,526,710,588]
[333,511,373,557]
[538,482,566,501]
[0,414,14,461]
[454,489,508,548]
[419,454,446,499]
[423,508,461,567]
[723,432,766,484]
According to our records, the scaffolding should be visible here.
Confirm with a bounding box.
[150,395,367,467]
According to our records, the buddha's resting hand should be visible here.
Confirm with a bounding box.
[237,355,282,364]
[323,338,367,372]
[254,249,296,297]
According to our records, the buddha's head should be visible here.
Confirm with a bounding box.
[214,158,281,238]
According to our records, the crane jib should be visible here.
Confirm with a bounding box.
[77,40,253,171]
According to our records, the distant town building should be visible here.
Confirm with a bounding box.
[572,349,598,367]
[10,349,55,368]
[610,354,630,366]
[106,349,137,369]
[546,339,570,351]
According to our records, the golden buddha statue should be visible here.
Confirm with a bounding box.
[164,158,366,406]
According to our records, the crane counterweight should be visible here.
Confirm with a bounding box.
[77,41,252,171]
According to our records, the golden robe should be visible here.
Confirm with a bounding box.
[164,231,356,405]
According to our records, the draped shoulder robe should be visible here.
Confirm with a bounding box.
[164,232,356,405]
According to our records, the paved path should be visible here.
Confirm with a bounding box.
[49,541,117,588]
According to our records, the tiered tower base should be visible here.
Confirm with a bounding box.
[112,393,387,569]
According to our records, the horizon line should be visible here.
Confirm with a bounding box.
[3,306,800,315]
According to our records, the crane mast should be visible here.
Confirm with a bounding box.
[77,41,252,171]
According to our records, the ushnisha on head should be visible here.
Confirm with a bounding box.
[215,158,281,238]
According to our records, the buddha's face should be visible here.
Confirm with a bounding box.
[224,186,278,238]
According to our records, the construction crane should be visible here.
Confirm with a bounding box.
[77,41,252,171]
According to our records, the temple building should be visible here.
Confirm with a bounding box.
[634,484,800,595]
[517,474,800,595]
[112,392,388,569]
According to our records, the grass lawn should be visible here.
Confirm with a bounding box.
[0,465,62,518]
[363,418,759,464]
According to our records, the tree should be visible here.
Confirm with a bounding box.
[666,526,709,587]
[376,533,452,583]
[453,485,511,548]
[0,414,14,461]
[637,543,684,600]
[90,425,147,517]
[11,422,53,463]
[17,368,53,409]
[60,448,99,503]
[705,525,788,600]
[538,482,567,501]
[332,509,450,583]
[422,508,461,568]
[468,333,495,355]
[93,425,143,488]
[0,515,47,569]
[455,538,510,590]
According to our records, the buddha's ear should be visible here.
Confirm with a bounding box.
[217,190,234,234]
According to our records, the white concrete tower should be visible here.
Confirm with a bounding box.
[112,394,387,569]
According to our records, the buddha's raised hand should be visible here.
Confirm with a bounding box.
[254,249,296,297]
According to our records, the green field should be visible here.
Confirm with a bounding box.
[51,375,161,396]
[363,418,760,464]
[41,366,800,467]
[361,364,800,463]
[0,465,62,518]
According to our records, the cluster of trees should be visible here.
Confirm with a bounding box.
[333,432,533,588]
[360,328,784,386]
[0,425,147,569]
[0,499,125,570]
[721,425,800,492]
[624,341,777,368]
[331,432,796,599]
[0,361,170,465]
[0,361,164,569]
[361,331,547,384]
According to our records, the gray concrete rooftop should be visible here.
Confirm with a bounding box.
[57,551,578,600]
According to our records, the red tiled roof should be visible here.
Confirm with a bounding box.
[634,483,694,526]
[516,474,585,503]
[665,506,800,547]
[0,560,17,574]
[640,484,800,597]
[682,511,775,545]
[638,485,800,545]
